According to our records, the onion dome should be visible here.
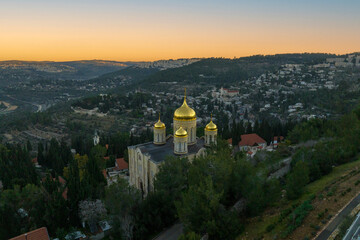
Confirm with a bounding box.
[205,114,217,131]
[174,89,196,121]
[175,127,188,137]
[154,113,165,129]
[154,119,165,129]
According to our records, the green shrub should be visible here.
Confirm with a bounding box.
[279,208,292,222]
[308,194,316,201]
[310,224,320,230]
[266,223,276,232]
[285,200,313,236]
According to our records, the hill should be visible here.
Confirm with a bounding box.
[136,53,339,92]
[0,60,132,87]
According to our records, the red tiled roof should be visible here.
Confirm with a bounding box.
[227,138,233,145]
[31,158,38,164]
[247,151,253,155]
[115,158,128,171]
[10,227,50,240]
[239,133,266,147]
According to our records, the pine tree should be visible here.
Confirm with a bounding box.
[37,142,45,166]
[26,140,32,152]
[67,157,83,225]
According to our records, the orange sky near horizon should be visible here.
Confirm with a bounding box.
[1,0,359,62]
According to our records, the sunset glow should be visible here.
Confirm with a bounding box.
[1,0,359,61]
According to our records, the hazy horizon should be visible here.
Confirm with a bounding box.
[1,0,360,61]
[0,51,359,63]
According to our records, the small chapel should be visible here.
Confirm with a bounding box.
[128,89,217,195]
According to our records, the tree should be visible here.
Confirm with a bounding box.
[83,154,106,199]
[44,138,72,176]
[245,122,252,134]
[26,140,32,152]
[37,142,45,166]
[90,145,107,169]
[67,158,83,225]
[0,183,69,237]
[79,200,106,230]
[155,157,190,201]
[0,185,22,239]
[188,144,233,204]
[43,189,69,234]
[286,160,310,200]
[105,178,141,240]
[0,144,37,189]
[130,157,191,238]
[176,177,223,237]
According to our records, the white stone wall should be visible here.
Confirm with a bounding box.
[205,130,218,146]
[153,127,166,145]
[129,143,207,196]
[129,145,162,196]
[174,136,188,154]
[173,119,197,145]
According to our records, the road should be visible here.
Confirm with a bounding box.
[316,193,360,240]
[153,223,183,240]
[268,156,292,179]
[5,94,42,112]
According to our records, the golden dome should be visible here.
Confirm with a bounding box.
[175,127,188,137]
[154,119,165,129]
[205,114,217,131]
[154,113,165,129]
[174,89,196,121]
[206,121,217,131]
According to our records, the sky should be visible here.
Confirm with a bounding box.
[0,0,359,61]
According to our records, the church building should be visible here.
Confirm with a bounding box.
[128,90,217,196]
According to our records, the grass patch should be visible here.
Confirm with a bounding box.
[238,158,360,240]
[300,159,360,201]
[283,200,313,237]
